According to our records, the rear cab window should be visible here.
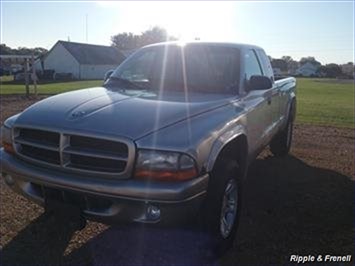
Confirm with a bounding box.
[256,49,274,81]
[244,49,263,80]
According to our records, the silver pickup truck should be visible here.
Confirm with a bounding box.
[1,42,296,252]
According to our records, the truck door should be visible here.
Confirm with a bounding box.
[256,49,281,136]
[243,49,274,150]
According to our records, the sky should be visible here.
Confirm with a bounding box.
[1,1,354,64]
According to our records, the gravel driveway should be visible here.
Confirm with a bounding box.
[0,95,354,265]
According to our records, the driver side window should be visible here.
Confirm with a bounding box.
[244,49,263,80]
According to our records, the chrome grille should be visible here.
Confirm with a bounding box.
[13,127,134,177]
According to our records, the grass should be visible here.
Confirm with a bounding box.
[0,76,354,128]
[0,76,102,94]
[296,78,354,128]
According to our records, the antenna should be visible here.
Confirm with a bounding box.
[85,14,88,43]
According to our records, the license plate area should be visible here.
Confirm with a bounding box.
[44,187,83,218]
[41,185,113,215]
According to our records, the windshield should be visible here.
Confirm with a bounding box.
[108,44,240,93]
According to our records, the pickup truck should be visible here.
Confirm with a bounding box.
[1,42,296,253]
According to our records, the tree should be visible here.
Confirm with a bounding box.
[0,44,14,55]
[0,44,47,56]
[111,32,140,50]
[139,26,177,46]
[281,56,299,74]
[340,62,354,79]
[281,56,293,63]
[111,26,177,50]
[299,56,321,66]
[317,64,342,78]
[271,58,288,71]
[32,47,48,57]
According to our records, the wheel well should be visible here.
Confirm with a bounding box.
[290,98,297,121]
[214,135,248,178]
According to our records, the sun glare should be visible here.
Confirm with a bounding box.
[98,1,238,42]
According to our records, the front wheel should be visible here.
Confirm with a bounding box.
[202,160,241,256]
[219,178,239,239]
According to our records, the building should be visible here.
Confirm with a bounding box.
[295,62,319,77]
[35,41,126,79]
[341,62,354,79]
[272,67,282,76]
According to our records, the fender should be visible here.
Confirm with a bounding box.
[284,94,296,126]
[280,87,296,130]
[289,96,297,122]
[205,124,247,172]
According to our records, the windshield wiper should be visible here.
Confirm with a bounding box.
[105,76,146,90]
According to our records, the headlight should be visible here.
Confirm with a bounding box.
[1,114,20,154]
[134,150,198,181]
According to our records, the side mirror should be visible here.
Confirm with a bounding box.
[104,69,114,82]
[248,75,272,90]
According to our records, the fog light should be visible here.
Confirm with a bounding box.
[3,173,15,186]
[146,205,160,221]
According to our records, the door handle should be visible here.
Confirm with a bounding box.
[267,97,272,105]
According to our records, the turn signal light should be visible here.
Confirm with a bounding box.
[2,141,15,154]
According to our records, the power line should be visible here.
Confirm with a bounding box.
[268,48,353,53]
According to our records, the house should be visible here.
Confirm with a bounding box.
[341,62,354,79]
[272,67,282,76]
[35,41,126,79]
[295,62,319,77]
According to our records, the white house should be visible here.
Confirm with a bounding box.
[35,41,126,79]
[272,67,282,76]
[295,62,319,77]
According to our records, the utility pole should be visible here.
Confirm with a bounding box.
[31,54,38,98]
[85,14,88,43]
[24,58,29,98]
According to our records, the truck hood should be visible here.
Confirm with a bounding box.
[15,87,236,140]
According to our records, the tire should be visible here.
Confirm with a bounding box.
[202,159,242,256]
[270,117,293,157]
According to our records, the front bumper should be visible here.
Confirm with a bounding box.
[0,149,208,224]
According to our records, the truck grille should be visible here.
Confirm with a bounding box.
[13,127,133,177]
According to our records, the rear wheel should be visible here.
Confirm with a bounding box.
[202,159,242,256]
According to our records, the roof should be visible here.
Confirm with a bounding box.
[297,62,319,71]
[57,41,126,65]
[143,41,264,51]
[121,49,137,57]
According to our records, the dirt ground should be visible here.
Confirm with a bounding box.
[0,95,354,265]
